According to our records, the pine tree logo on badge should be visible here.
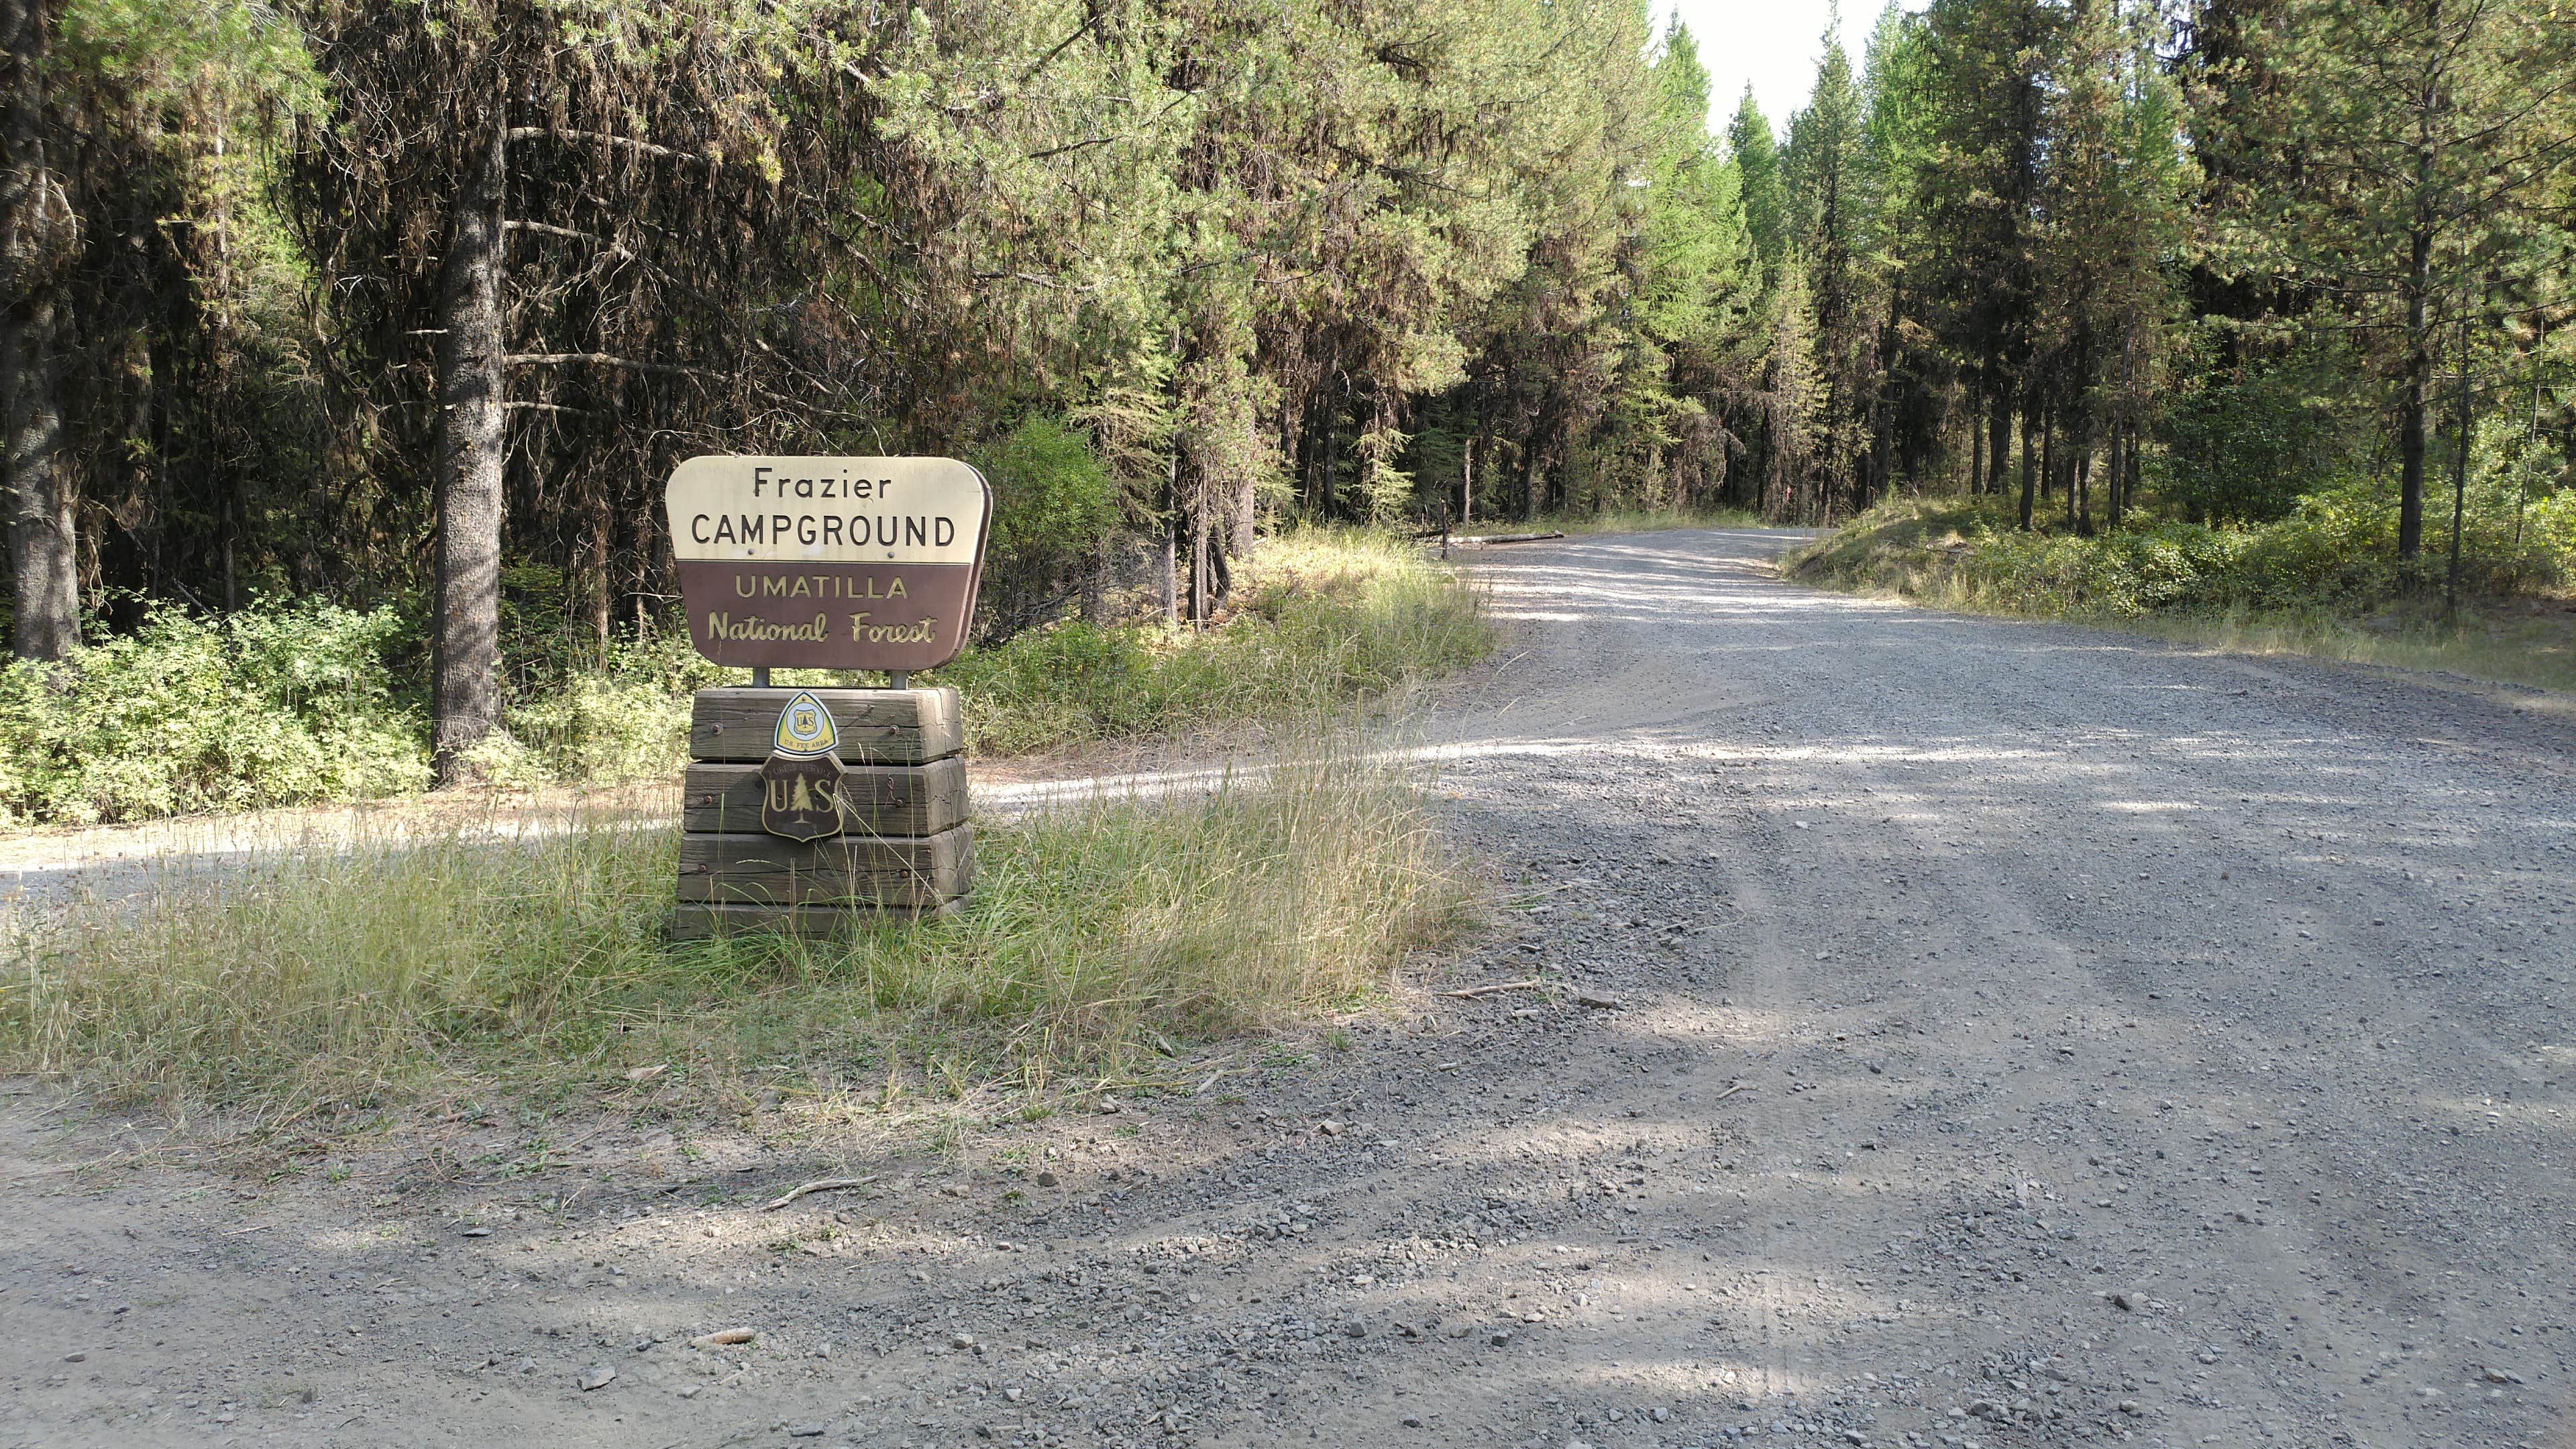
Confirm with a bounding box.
[759,690,849,842]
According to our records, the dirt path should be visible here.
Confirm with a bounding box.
[6,526,2572,1449]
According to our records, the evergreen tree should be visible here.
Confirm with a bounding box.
[1729,87,1791,293]
[2200,0,2576,560]
[1784,19,1884,517]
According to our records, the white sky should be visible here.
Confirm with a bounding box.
[1652,0,1916,141]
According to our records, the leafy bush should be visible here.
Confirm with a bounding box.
[471,631,724,788]
[2157,370,2357,524]
[0,600,429,825]
[971,413,1126,639]
[0,531,1489,824]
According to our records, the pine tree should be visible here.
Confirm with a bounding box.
[1784,20,1886,518]
[1729,88,1792,294]
[2201,0,2576,561]
[1915,0,2055,526]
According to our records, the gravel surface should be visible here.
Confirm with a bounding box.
[4,525,2571,1449]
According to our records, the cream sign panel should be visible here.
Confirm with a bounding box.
[664,455,993,671]
[665,455,989,565]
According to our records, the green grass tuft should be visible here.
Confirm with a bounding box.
[1,740,1473,1130]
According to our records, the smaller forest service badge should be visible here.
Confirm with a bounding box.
[759,690,849,842]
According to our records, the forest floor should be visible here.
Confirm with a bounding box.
[5,527,2574,1449]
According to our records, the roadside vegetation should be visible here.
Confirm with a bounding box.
[0,530,1490,827]
[929,530,1495,757]
[1791,439,2576,694]
[0,743,1470,1133]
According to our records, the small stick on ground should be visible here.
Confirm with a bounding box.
[761,1177,873,1212]
[1709,1081,1749,1102]
[1441,979,1547,999]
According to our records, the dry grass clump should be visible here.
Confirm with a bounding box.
[934,527,1497,756]
[0,741,1471,1131]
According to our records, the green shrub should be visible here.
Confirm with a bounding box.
[0,600,429,825]
[971,413,1125,639]
[2157,370,2358,525]
[0,531,1489,824]
[473,631,722,788]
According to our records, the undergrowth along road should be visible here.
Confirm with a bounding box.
[1790,496,2576,695]
[3,526,2571,1449]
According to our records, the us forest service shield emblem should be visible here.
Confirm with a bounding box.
[759,690,849,842]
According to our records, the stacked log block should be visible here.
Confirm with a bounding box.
[673,686,973,938]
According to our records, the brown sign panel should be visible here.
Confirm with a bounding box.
[665,455,992,671]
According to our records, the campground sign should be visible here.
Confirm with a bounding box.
[665,455,994,672]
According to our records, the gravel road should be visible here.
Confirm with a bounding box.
[5,526,2571,1449]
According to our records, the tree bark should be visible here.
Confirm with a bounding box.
[2075,436,2092,536]
[1229,446,1254,563]
[2104,415,2124,529]
[1,0,78,661]
[1159,442,1178,629]
[1989,384,2014,517]
[1969,392,1984,496]
[586,502,611,649]
[429,116,509,784]
[2397,213,2432,562]
[2016,390,2037,532]
[1188,476,1210,626]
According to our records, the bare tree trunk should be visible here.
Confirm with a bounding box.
[1160,443,1179,629]
[2075,437,2092,536]
[1989,384,2014,516]
[2104,414,2124,528]
[2039,402,2056,511]
[2125,430,2140,529]
[1188,476,1210,627]
[2016,390,2037,532]
[1,0,78,661]
[1969,394,1984,496]
[1229,467,1254,562]
[430,116,508,784]
[1313,382,1340,519]
[2396,211,2433,563]
[629,502,653,635]
[586,502,611,649]
[2,292,76,658]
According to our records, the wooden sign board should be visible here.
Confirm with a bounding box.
[673,687,973,939]
[665,455,994,672]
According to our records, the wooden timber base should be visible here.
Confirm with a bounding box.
[676,823,976,907]
[681,755,969,837]
[674,686,973,935]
